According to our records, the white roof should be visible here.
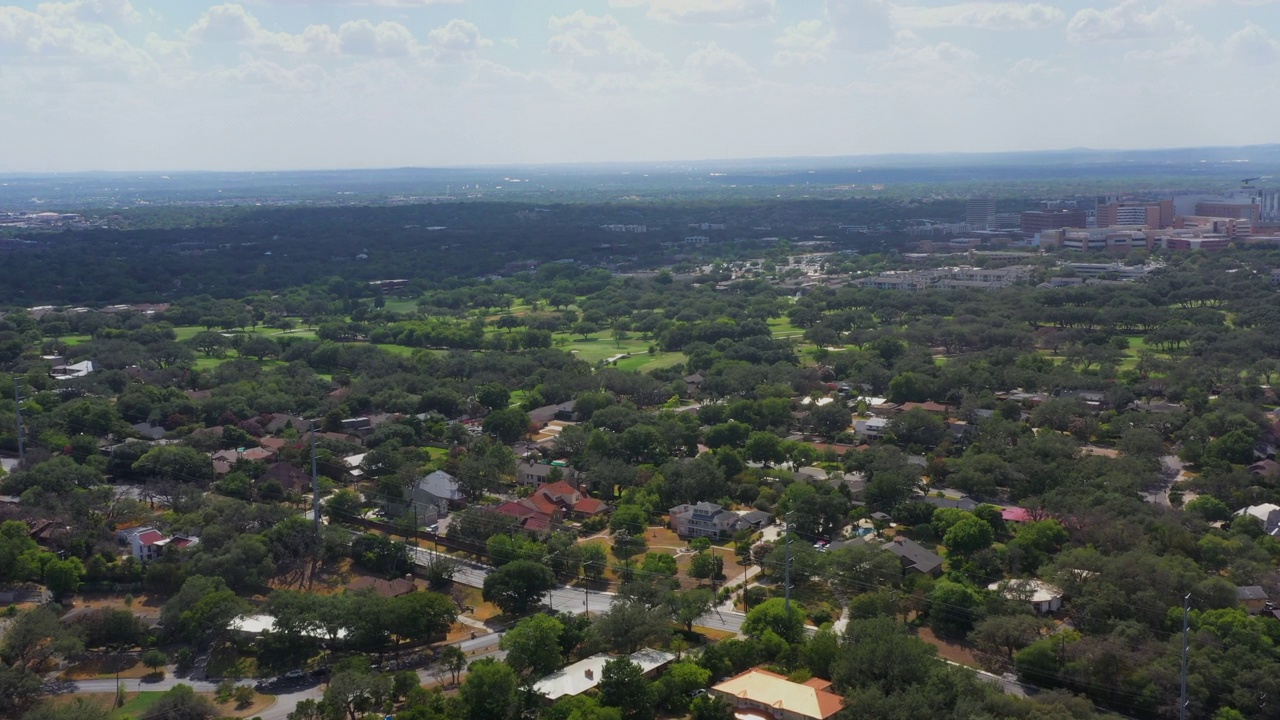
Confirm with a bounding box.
[343,453,367,468]
[987,579,1062,604]
[229,614,346,639]
[1236,503,1280,521]
[534,649,674,701]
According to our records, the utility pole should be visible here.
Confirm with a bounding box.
[310,421,320,534]
[14,378,24,467]
[784,511,793,614]
[1180,593,1191,720]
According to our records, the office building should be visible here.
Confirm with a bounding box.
[966,198,996,230]
[1021,209,1087,235]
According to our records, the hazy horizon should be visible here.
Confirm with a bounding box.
[2,0,1278,173]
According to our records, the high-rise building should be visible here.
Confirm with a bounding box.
[966,198,996,230]
[1259,190,1280,222]
[1021,209,1087,235]
[1096,200,1172,229]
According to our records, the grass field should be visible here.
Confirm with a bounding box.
[767,316,803,339]
[553,330,686,374]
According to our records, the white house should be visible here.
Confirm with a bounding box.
[120,526,198,562]
[533,649,674,703]
[1235,503,1280,537]
[669,502,739,539]
[988,579,1063,614]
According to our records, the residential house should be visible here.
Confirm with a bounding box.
[1056,389,1108,412]
[346,576,417,598]
[494,499,558,533]
[1235,504,1280,537]
[533,649,675,703]
[669,502,740,539]
[710,668,844,720]
[883,536,944,576]
[120,526,198,562]
[529,401,580,426]
[343,453,367,481]
[920,495,979,512]
[515,461,580,487]
[50,360,95,380]
[259,463,311,494]
[533,481,609,519]
[988,579,1063,614]
[1250,459,1280,478]
[732,509,773,532]
[1237,585,1270,612]
[131,423,166,441]
[853,418,889,440]
[683,374,704,395]
[406,470,466,518]
[898,401,950,415]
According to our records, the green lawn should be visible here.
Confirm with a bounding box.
[110,691,163,719]
[614,352,686,373]
[768,316,803,339]
[173,325,317,341]
[381,298,420,314]
[61,334,92,346]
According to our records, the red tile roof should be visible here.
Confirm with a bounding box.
[135,530,166,546]
[572,498,608,515]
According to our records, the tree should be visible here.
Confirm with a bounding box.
[231,684,255,708]
[482,560,556,615]
[438,644,468,686]
[809,403,852,440]
[689,696,735,720]
[582,542,609,583]
[599,658,655,720]
[0,663,43,717]
[142,684,217,720]
[460,658,518,720]
[687,552,724,586]
[654,661,710,715]
[832,617,936,695]
[573,322,600,340]
[610,504,648,536]
[160,575,249,647]
[500,614,563,678]
[475,383,511,411]
[189,331,230,358]
[2,608,82,670]
[132,446,214,485]
[672,588,714,632]
[240,335,279,361]
[926,581,983,640]
[591,598,672,654]
[742,598,804,644]
[887,409,946,448]
[971,614,1047,662]
[323,663,393,720]
[943,516,995,558]
[43,557,84,600]
[744,432,784,466]
[141,649,167,675]
[389,592,457,644]
[482,408,530,444]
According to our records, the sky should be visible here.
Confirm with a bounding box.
[0,0,1278,172]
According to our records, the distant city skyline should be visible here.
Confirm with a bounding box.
[1,0,1277,172]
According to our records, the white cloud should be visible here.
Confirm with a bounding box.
[252,0,466,5]
[338,19,415,56]
[1124,34,1211,64]
[611,0,775,24]
[1225,22,1279,65]
[210,55,326,89]
[772,19,835,65]
[894,3,1065,31]
[685,41,752,81]
[1067,1,1182,43]
[426,18,492,63]
[825,0,895,51]
[185,4,263,44]
[547,11,663,68]
[40,0,141,26]
[0,3,153,74]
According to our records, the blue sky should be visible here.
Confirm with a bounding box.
[0,0,1277,171]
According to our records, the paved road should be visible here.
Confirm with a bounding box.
[408,546,749,634]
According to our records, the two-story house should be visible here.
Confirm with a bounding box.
[669,502,739,539]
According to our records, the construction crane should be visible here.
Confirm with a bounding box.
[1242,177,1262,187]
